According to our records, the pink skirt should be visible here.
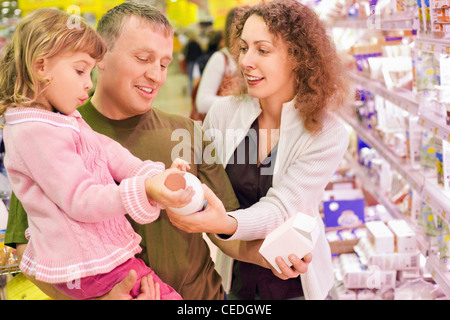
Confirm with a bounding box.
[53,257,182,300]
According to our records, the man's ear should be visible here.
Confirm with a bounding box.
[97,58,105,71]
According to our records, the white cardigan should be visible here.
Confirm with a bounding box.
[202,95,349,300]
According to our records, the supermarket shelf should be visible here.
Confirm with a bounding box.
[0,265,20,276]
[415,37,450,54]
[344,153,431,256]
[418,113,450,143]
[346,154,404,219]
[349,71,450,151]
[340,112,450,226]
[349,71,420,115]
[342,119,450,298]
[334,16,416,30]
[425,254,450,298]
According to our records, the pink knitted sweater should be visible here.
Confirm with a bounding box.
[3,107,165,284]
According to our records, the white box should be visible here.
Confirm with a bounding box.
[354,237,420,270]
[259,212,320,273]
[366,221,395,254]
[367,251,421,270]
[387,219,417,253]
[339,253,396,289]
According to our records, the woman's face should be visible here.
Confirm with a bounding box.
[238,14,296,106]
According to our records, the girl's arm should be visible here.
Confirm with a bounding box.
[94,131,165,182]
[7,122,160,224]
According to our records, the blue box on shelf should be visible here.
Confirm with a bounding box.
[323,189,366,228]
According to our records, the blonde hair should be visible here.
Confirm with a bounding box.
[0,7,106,119]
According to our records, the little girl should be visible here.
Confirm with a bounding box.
[0,8,193,300]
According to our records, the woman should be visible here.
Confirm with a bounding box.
[194,8,240,116]
[167,0,352,300]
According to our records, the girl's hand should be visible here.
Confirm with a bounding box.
[145,169,194,209]
[170,158,190,171]
[166,183,237,235]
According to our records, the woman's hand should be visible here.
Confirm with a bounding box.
[233,240,312,280]
[267,253,312,280]
[166,183,237,235]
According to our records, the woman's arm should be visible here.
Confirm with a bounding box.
[206,234,312,279]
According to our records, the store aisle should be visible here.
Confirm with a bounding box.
[153,61,192,118]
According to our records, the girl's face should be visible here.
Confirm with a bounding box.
[36,51,95,114]
[238,14,296,106]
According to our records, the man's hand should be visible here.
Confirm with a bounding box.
[99,270,160,300]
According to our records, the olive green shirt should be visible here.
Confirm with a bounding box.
[5,99,239,300]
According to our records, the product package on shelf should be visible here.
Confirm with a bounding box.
[323,188,366,229]
[326,225,367,255]
[388,219,418,252]
[355,236,421,270]
[419,129,439,175]
[435,139,450,193]
[430,0,450,38]
[405,115,422,169]
[416,52,450,124]
[336,252,397,289]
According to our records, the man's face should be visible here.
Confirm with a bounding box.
[97,15,173,119]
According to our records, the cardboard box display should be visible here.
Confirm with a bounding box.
[326,226,366,254]
[259,212,320,274]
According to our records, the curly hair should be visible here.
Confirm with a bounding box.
[230,0,352,134]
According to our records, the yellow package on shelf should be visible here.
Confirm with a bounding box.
[6,273,51,300]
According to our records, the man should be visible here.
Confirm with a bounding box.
[6,2,309,300]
